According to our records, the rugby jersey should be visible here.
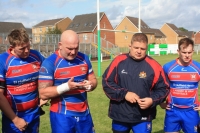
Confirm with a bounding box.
[38,51,94,116]
[163,58,200,108]
[0,49,44,116]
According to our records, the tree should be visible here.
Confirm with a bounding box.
[179,27,188,32]
[46,27,61,34]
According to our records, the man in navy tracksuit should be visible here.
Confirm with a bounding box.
[102,33,170,133]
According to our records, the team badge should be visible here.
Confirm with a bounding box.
[32,64,39,71]
[40,67,48,74]
[139,71,146,78]
[190,74,196,80]
[80,66,87,74]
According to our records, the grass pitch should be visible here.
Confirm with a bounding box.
[1,53,200,133]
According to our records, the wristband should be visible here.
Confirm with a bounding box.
[56,82,70,94]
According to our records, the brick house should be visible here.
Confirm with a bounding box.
[160,23,194,44]
[66,12,115,48]
[32,17,72,43]
[0,22,27,45]
[114,16,166,47]
[194,31,200,45]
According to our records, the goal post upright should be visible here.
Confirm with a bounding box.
[97,0,101,77]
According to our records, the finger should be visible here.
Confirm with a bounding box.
[69,77,74,82]
[26,122,28,127]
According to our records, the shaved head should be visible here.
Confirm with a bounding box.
[60,30,78,43]
[58,30,79,60]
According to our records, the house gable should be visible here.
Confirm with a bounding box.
[0,22,25,33]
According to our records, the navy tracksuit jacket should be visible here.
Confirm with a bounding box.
[102,54,169,123]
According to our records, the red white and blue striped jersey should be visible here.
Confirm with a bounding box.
[38,51,94,116]
[0,49,45,116]
[163,59,200,108]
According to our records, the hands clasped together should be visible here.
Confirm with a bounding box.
[68,77,92,91]
[125,92,153,109]
[56,77,93,95]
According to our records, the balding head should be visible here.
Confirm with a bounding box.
[58,30,79,60]
[60,30,78,43]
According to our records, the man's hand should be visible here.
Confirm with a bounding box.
[125,92,139,103]
[137,97,153,109]
[12,116,28,131]
[160,103,171,110]
[39,99,48,107]
[194,106,200,111]
[68,77,86,90]
[79,80,92,91]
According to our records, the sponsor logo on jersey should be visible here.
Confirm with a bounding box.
[20,60,26,64]
[39,75,52,79]
[60,71,70,75]
[121,69,127,74]
[141,117,147,120]
[147,123,151,130]
[12,69,22,74]
[68,62,73,65]
[171,75,180,78]
[194,126,197,132]
[139,71,146,78]
[181,68,187,71]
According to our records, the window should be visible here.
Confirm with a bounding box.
[104,22,106,28]
[104,34,106,39]
[40,28,42,32]
[46,27,48,31]
[89,22,93,27]
[69,24,74,28]
[150,35,152,40]
[83,34,87,40]
[125,35,128,39]
[75,23,79,28]
[84,23,88,27]
[124,26,127,30]
[52,26,55,30]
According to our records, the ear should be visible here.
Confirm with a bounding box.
[177,49,180,55]
[58,42,62,49]
[128,44,131,49]
[9,45,13,48]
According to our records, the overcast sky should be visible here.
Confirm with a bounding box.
[1,0,200,31]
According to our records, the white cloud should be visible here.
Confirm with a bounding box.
[105,0,200,31]
[0,0,200,31]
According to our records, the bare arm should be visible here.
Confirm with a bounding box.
[39,77,91,100]
[0,89,28,131]
[86,73,98,91]
[38,81,58,100]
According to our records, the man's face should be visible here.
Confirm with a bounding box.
[129,41,147,60]
[59,41,79,60]
[177,44,193,65]
[11,42,30,58]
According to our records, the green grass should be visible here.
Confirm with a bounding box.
[1,53,200,133]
